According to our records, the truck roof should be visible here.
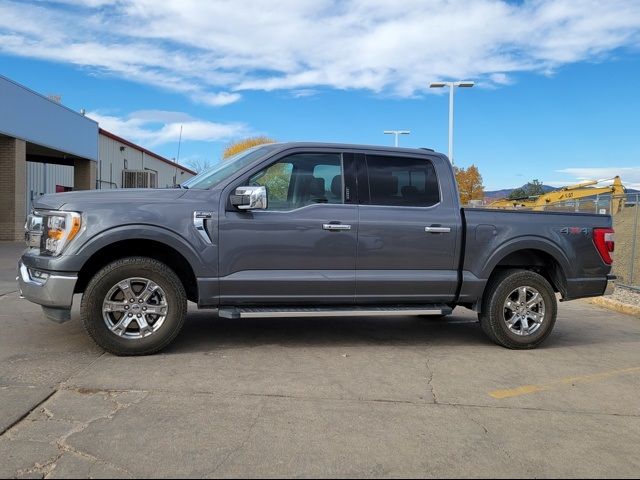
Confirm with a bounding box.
[265,142,443,157]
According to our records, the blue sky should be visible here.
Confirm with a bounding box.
[1,0,640,190]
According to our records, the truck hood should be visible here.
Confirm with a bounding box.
[34,188,188,211]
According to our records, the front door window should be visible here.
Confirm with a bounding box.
[249,153,344,210]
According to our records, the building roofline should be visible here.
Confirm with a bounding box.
[0,74,99,125]
[99,128,197,176]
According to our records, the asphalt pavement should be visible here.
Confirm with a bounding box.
[1,242,639,478]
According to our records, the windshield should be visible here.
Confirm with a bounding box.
[181,145,278,189]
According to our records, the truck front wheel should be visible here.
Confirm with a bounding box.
[80,257,187,356]
[479,269,557,349]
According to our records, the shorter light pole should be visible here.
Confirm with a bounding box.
[429,81,474,165]
[384,130,411,147]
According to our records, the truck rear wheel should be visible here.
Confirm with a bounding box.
[479,269,557,349]
[81,257,187,356]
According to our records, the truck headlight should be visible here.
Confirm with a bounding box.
[25,211,82,256]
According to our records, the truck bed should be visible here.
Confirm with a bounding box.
[459,208,613,304]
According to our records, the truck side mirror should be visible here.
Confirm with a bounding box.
[231,185,268,210]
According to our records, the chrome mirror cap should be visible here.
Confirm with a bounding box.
[232,186,268,210]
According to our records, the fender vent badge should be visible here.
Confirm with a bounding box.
[193,211,213,245]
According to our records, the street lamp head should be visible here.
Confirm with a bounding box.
[430,82,447,88]
[384,130,411,147]
[456,81,475,88]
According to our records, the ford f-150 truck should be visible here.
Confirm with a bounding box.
[18,143,616,355]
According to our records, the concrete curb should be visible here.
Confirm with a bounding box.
[589,296,640,317]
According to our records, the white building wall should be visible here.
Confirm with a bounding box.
[26,162,74,213]
[97,133,194,189]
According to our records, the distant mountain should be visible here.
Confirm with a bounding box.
[484,184,555,200]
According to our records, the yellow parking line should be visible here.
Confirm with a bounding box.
[489,366,640,399]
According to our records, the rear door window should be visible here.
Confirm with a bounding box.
[365,155,440,207]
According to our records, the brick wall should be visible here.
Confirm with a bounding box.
[74,158,97,190]
[0,136,26,241]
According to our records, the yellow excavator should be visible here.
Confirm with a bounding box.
[489,176,627,214]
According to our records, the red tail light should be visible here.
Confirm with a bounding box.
[593,228,615,265]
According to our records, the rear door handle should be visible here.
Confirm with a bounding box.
[323,224,352,231]
[425,226,451,233]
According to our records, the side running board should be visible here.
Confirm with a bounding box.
[217,305,452,319]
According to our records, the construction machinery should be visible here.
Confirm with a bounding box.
[489,176,627,214]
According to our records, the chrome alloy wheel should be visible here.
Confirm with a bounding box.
[102,277,168,339]
[503,286,545,336]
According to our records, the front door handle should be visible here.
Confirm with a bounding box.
[425,226,451,233]
[323,223,352,231]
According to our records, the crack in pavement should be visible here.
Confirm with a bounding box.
[458,406,535,477]
[48,384,640,418]
[8,389,147,479]
[2,384,638,478]
[425,357,438,404]
[463,409,489,435]
[59,352,107,389]
[209,399,265,476]
[0,389,56,437]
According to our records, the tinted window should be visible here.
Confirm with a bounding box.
[249,153,343,210]
[366,155,439,207]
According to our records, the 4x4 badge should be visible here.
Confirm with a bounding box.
[560,227,589,235]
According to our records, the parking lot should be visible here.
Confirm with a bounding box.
[1,241,639,478]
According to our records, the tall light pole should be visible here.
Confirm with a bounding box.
[383,130,411,147]
[429,81,474,165]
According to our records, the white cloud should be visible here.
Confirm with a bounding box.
[1,0,639,102]
[88,110,251,147]
[291,89,320,98]
[489,73,513,86]
[555,167,640,190]
[195,92,243,107]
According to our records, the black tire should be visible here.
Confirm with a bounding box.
[478,269,557,349]
[81,257,187,356]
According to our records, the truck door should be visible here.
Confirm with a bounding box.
[218,151,358,305]
[356,153,461,304]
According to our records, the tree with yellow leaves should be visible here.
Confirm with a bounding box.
[454,164,485,205]
[222,136,290,201]
[223,136,276,159]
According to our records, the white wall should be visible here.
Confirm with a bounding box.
[97,133,194,189]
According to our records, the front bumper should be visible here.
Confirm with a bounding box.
[604,274,616,296]
[17,260,78,322]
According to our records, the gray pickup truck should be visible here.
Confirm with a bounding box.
[19,143,615,355]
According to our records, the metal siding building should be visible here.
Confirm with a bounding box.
[98,130,195,189]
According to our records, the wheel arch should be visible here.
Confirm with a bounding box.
[482,239,571,298]
[75,235,200,303]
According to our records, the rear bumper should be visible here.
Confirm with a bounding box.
[604,275,616,296]
[564,275,615,300]
[17,260,77,322]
